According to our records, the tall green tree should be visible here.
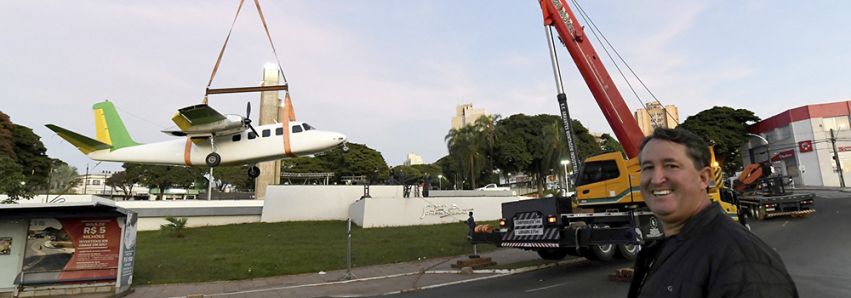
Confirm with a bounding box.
[491,114,605,194]
[445,125,485,189]
[0,156,29,203]
[212,166,255,191]
[281,143,389,184]
[679,106,760,175]
[435,155,462,189]
[0,111,15,160]
[106,170,140,199]
[11,124,51,191]
[599,133,624,156]
[48,159,79,195]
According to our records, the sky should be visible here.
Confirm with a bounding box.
[2,1,851,174]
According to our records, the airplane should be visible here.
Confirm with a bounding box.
[46,100,347,178]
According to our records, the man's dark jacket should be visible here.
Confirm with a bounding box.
[628,202,797,297]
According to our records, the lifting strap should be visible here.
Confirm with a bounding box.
[204,0,289,104]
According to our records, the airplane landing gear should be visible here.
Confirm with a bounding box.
[205,135,222,167]
[206,152,221,167]
[248,165,261,178]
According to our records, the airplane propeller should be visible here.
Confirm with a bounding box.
[244,102,259,136]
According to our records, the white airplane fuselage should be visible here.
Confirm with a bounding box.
[87,122,345,166]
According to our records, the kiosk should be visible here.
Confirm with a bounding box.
[0,198,136,297]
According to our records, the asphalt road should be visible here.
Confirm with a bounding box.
[392,189,851,298]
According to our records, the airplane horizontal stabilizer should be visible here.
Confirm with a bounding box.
[45,124,111,154]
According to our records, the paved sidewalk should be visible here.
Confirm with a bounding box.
[125,248,567,298]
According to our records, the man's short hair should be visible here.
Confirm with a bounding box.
[639,128,710,170]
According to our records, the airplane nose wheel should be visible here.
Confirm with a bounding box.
[248,166,261,178]
[205,153,221,167]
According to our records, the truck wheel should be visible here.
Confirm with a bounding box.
[537,248,568,260]
[756,206,767,220]
[589,244,615,261]
[615,244,639,261]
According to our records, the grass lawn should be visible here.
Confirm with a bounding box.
[134,221,498,285]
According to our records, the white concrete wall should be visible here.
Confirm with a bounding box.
[261,185,530,227]
[350,196,528,228]
[137,215,261,231]
[261,185,404,222]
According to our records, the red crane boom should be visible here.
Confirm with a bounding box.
[538,0,645,158]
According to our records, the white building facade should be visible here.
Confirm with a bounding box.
[741,100,851,187]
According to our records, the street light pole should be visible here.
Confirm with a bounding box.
[437,175,443,190]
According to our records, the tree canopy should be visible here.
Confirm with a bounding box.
[444,113,613,193]
[281,143,389,184]
[679,106,760,174]
[124,164,201,199]
[0,111,58,201]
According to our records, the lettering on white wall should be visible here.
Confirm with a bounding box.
[420,204,473,219]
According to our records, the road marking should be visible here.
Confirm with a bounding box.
[526,281,571,292]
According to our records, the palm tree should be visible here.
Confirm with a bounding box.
[445,125,483,189]
[539,121,567,193]
[473,115,500,182]
[161,217,188,238]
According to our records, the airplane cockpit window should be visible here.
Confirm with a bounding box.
[292,125,303,133]
[303,123,314,130]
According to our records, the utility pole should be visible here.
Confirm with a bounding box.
[83,164,89,194]
[831,129,845,187]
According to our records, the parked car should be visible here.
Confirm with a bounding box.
[475,184,510,191]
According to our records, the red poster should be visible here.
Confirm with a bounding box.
[21,218,121,284]
[57,218,121,281]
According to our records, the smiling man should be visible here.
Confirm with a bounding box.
[628,128,797,298]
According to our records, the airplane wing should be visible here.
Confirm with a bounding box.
[171,104,227,131]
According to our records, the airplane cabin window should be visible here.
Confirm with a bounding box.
[232,134,241,142]
[303,123,314,130]
[292,125,303,133]
[248,132,257,139]
[262,129,271,137]
[275,127,283,135]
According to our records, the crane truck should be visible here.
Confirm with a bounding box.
[731,162,815,220]
[473,0,743,261]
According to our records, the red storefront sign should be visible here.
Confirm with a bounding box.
[798,140,814,153]
[771,150,795,162]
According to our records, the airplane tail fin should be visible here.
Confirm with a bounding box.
[45,124,111,154]
[91,101,140,149]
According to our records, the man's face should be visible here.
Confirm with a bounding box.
[639,139,711,225]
